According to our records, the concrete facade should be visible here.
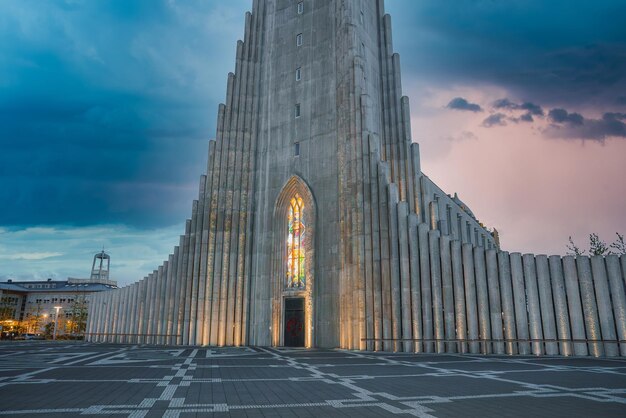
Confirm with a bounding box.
[86,0,625,356]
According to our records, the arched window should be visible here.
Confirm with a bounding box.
[286,194,306,288]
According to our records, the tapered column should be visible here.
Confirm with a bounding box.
[429,230,444,353]
[440,236,455,353]
[591,256,618,357]
[387,185,401,351]
[606,255,626,356]
[451,240,467,353]
[462,243,479,353]
[577,256,603,356]
[523,254,543,355]
[548,256,572,356]
[563,256,587,356]
[536,255,558,355]
[486,250,504,354]
[397,202,413,352]
[510,253,530,355]
[418,223,433,352]
[408,214,421,352]
[474,247,491,354]
[498,252,517,355]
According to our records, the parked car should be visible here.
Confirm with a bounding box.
[22,333,45,340]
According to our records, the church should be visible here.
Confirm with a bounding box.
[86,0,626,357]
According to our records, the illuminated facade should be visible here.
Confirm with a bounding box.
[94,1,626,359]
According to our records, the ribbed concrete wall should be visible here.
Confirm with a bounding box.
[85,0,625,356]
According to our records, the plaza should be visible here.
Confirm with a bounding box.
[0,342,625,417]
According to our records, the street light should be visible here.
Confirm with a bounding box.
[53,306,62,340]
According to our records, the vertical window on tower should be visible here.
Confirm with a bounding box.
[297,2,304,14]
[446,205,452,236]
[295,67,301,81]
[360,10,364,24]
[295,103,301,118]
[287,195,306,288]
[294,142,300,156]
[466,222,472,244]
[296,33,303,46]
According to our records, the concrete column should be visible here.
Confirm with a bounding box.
[562,256,588,355]
[88,294,98,342]
[418,223,433,353]
[523,254,544,355]
[548,256,572,356]
[497,252,517,355]
[130,283,139,344]
[119,287,129,344]
[398,202,413,353]
[181,220,193,345]
[605,255,626,356]
[440,236,456,353]
[462,243,479,354]
[536,255,558,355]
[90,294,100,342]
[577,256,604,356]
[147,273,157,344]
[510,253,530,355]
[408,214,422,353]
[590,256,619,357]
[103,290,113,343]
[153,269,163,345]
[474,247,491,354]
[378,163,392,352]
[451,240,467,353]
[429,230,444,353]
[387,185,401,351]
[486,250,504,354]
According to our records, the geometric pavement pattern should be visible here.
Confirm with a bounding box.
[0,342,625,417]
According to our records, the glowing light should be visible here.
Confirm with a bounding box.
[286,195,306,289]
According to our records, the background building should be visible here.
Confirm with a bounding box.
[0,251,117,338]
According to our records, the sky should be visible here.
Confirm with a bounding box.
[1,0,625,286]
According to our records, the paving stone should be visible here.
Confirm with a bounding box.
[0,342,624,417]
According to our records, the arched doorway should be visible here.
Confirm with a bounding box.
[272,176,316,348]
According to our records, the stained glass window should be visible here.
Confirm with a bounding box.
[287,195,306,288]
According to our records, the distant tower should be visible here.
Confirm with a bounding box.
[90,250,110,281]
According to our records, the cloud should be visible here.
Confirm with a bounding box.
[482,113,507,127]
[386,1,626,108]
[0,0,249,229]
[0,252,63,261]
[546,109,626,140]
[0,224,183,285]
[446,97,482,112]
[494,98,544,116]
[548,108,584,125]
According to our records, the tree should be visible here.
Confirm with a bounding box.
[566,232,625,256]
[610,233,626,255]
[69,296,88,335]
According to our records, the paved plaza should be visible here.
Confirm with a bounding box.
[0,342,625,417]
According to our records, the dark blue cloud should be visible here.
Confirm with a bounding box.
[0,0,248,228]
[446,97,482,112]
[546,109,626,140]
[482,113,507,127]
[548,108,584,125]
[386,0,626,107]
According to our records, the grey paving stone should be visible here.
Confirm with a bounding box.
[0,342,624,417]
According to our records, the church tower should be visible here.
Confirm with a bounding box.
[87,0,503,352]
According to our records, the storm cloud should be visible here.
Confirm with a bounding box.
[386,0,626,108]
[446,97,482,112]
[546,109,626,140]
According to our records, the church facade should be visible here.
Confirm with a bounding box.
[86,0,626,357]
